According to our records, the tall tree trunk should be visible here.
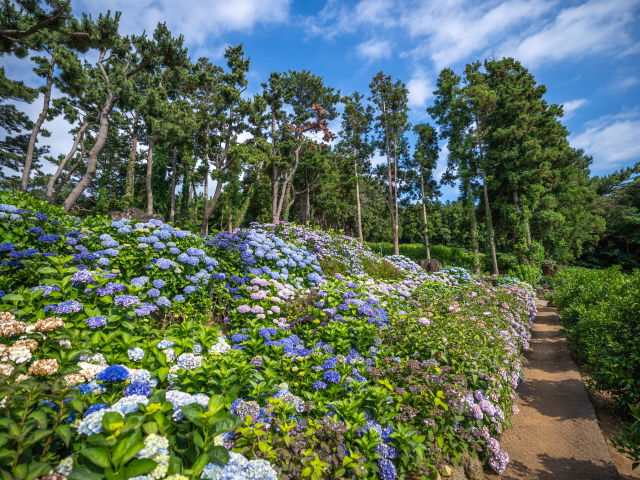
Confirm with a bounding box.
[21,52,55,192]
[169,147,177,223]
[200,111,234,234]
[304,175,310,224]
[200,171,222,235]
[381,100,398,256]
[124,115,138,198]
[393,137,400,255]
[275,146,301,221]
[45,120,93,203]
[420,165,430,259]
[271,108,279,223]
[63,102,114,208]
[467,179,480,274]
[192,179,198,224]
[203,160,208,234]
[481,166,499,275]
[513,190,532,247]
[52,145,85,205]
[146,135,161,215]
[354,148,363,243]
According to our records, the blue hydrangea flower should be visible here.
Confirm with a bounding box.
[323,370,341,384]
[313,381,327,390]
[155,259,174,270]
[128,347,144,361]
[96,365,129,383]
[152,279,165,288]
[307,272,322,283]
[156,296,171,308]
[131,276,149,287]
[124,381,152,397]
[97,257,111,266]
[84,403,108,416]
[38,234,61,243]
[378,458,397,480]
[173,295,185,303]
[322,357,338,370]
[184,286,197,294]
[147,288,161,298]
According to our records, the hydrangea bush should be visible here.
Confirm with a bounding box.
[0,192,536,480]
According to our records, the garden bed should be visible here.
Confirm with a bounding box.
[0,193,536,480]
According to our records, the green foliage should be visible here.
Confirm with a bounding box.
[507,264,542,286]
[611,405,640,470]
[551,267,640,409]
[361,257,399,280]
[0,370,82,480]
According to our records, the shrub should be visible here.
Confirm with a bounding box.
[551,267,640,409]
[507,264,543,286]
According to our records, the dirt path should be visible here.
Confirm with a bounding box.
[488,305,618,479]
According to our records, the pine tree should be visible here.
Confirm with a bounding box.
[337,92,374,242]
[198,45,250,234]
[370,72,410,255]
[410,123,440,259]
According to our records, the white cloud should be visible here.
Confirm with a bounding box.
[407,71,434,108]
[305,0,640,71]
[74,0,291,46]
[615,77,640,90]
[571,107,640,171]
[561,98,590,121]
[305,0,394,39]
[356,38,392,61]
[402,0,554,69]
[502,0,640,68]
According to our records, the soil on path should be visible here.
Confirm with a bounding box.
[488,305,618,479]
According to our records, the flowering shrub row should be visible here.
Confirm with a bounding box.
[0,192,536,480]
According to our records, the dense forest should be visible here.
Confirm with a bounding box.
[2,0,639,272]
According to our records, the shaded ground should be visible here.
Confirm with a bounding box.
[487,305,618,479]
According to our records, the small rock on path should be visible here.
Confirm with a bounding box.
[488,305,618,479]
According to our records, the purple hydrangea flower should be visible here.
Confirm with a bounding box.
[114,295,140,307]
[85,316,107,329]
[133,302,158,316]
[56,300,83,314]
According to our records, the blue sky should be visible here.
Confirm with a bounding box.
[3,0,640,201]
